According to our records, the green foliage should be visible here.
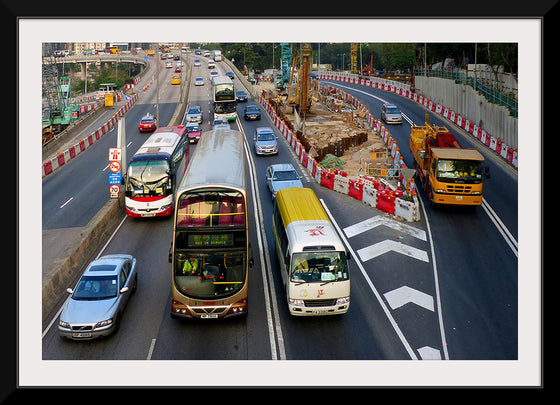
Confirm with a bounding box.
[193,42,516,74]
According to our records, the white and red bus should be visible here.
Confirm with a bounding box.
[124,126,190,218]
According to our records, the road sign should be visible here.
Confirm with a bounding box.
[109,184,120,198]
[109,147,122,162]
[108,172,122,185]
[109,160,121,173]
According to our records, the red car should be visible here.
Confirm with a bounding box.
[185,123,201,143]
[138,114,157,132]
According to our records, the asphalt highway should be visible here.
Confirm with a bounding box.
[39,52,521,386]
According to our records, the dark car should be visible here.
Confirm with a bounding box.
[236,90,248,102]
[185,122,201,143]
[244,105,261,121]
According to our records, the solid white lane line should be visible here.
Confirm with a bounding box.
[320,199,419,360]
[59,197,73,208]
[146,338,157,360]
[238,118,286,360]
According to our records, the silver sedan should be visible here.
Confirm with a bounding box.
[58,254,137,340]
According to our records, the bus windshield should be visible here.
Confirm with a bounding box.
[290,251,349,283]
[176,189,245,227]
[436,159,483,183]
[173,248,246,299]
[215,84,235,101]
[127,159,171,197]
[214,102,236,115]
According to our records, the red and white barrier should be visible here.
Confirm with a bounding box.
[42,93,138,178]
[256,89,421,221]
[319,71,518,169]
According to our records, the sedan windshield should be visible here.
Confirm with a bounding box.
[274,170,299,181]
[257,131,275,141]
[73,275,118,300]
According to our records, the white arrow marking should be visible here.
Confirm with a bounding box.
[344,216,426,241]
[357,240,429,263]
[417,346,441,360]
[384,285,434,311]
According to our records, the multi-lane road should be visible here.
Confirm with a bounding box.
[39,51,522,384]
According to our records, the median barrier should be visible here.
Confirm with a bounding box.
[301,150,309,168]
[362,184,378,208]
[333,174,350,194]
[257,88,422,221]
[42,194,125,321]
[376,189,396,215]
[394,197,421,222]
[348,179,364,201]
[320,169,334,189]
[42,93,139,178]
[320,71,518,169]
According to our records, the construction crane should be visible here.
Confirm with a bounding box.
[299,43,313,113]
[275,43,292,91]
[42,56,80,140]
[286,43,313,113]
[350,43,358,74]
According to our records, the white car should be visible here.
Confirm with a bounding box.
[195,77,204,86]
[266,163,303,198]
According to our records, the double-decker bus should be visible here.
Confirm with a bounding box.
[169,129,252,319]
[272,187,351,316]
[212,75,237,122]
[124,126,189,218]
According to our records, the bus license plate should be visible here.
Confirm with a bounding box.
[142,213,156,217]
[455,196,463,201]
[72,332,92,338]
[200,314,218,319]
[311,309,328,315]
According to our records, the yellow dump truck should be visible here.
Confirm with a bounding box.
[409,113,488,206]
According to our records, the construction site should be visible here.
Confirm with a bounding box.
[257,43,396,180]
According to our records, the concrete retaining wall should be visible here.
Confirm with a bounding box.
[414,76,518,149]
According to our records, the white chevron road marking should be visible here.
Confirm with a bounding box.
[357,239,429,263]
[343,215,426,241]
[384,285,434,311]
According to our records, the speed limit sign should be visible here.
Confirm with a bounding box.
[109,184,120,198]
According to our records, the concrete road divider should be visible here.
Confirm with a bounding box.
[42,194,125,321]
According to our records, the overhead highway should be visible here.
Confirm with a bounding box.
[40,49,519,379]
